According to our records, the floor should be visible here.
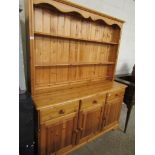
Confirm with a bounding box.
[69,104,135,155]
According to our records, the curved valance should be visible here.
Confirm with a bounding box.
[33,0,124,28]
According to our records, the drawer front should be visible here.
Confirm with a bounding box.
[81,93,106,110]
[106,97,124,105]
[107,89,125,101]
[40,100,79,123]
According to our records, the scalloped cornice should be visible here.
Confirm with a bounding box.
[33,0,124,28]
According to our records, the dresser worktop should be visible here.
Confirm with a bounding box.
[32,81,126,110]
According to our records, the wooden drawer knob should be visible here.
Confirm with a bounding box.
[59,109,65,114]
[115,94,119,97]
[93,100,98,104]
[78,127,83,131]
[73,129,79,133]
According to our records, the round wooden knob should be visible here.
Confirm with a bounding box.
[93,100,97,104]
[59,109,65,114]
[78,127,83,131]
[74,129,79,133]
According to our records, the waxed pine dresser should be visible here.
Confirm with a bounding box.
[25,0,127,154]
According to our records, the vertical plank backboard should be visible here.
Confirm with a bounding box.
[31,4,123,93]
[50,12,58,35]
[42,9,51,33]
[34,7,43,32]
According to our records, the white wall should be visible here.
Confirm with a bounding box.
[19,0,27,92]
[70,0,135,74]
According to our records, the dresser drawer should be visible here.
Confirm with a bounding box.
[106,97,123,105]
[81,93,106,110]
[40,100,79,123]
[107,89,125,101]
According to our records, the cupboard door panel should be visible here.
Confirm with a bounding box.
[102,98,123,129]
[77,106,103,144]
[77,95,106,144]
[39,113,78,155]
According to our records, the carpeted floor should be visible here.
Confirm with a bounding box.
[69,104,135,155]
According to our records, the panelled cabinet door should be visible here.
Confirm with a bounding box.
[77,106,103,144]
[76,95,106,144]
[39,113,78,155]
[102,98,123,130]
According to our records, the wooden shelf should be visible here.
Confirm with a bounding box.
[35,62,115,67]
[35,77,113,93]
[34,31,118,45]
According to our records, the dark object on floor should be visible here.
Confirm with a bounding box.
[19,92,36,155]
[115,66,135,133]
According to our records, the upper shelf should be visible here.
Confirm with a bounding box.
[34,31,119,45]
[35,62,115,67]
[33,0,124,28]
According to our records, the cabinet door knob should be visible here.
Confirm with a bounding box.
[59,109,65,114]
[93,100,97,104]
[73,129,79,133]
[78,127,83,131]
[108,94,111,97]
